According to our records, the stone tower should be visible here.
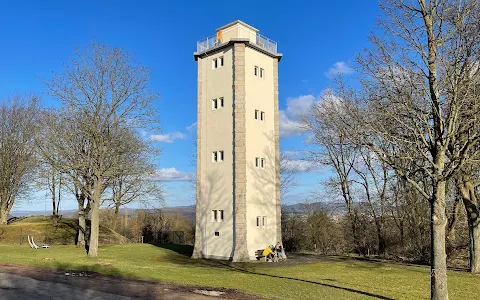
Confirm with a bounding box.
[192,20,282,261]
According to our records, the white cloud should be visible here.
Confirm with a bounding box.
[325,61,354,79]
[279,95,317,138]
[151,168,193,182]
[279,111,305,138]
[281,159,325,173]
[286,95,316,117]
[150,132,185,143]
[186,122,197,131]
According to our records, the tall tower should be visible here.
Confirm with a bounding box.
[192,20,282,261]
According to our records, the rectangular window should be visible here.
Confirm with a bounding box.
[219,210,224,221]
[256,216,260,227]
[255,157,259,168]
[212,98,218,110]
[212,151,218,162]
[212,210,218,222]
[219,151,224,162]
[220,97,224,107]
[255,110,259,119]
[212,57,223,69]
[261,158,265,168]
[260,111,265,121]
[260,68,264,78]
[262,216,267,227]
[254,66,258,76]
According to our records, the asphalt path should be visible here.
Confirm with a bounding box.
[0,272,134,300]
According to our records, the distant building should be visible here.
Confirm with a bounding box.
[191,20,282,261]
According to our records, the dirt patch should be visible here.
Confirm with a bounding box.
[0,263,262,300]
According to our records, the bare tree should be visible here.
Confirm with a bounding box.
[302,90,360,251]
[106,172,164,231]
[346,1,480,299]
[42,41,159,257]
[351,148,391,255]
[280,151,306,200]
[0,96,39,224]
[39,164,63,219]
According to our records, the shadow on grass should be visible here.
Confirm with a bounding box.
[150,244,394,300]
[153,243,194,256]
[322,254,470,272]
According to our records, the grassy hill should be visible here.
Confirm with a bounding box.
[0,216,131,245]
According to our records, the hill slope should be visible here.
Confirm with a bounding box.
[0,216,131,245]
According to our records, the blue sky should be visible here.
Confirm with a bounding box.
[1,0,380,211]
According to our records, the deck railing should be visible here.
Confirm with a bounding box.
[197,33,278,53]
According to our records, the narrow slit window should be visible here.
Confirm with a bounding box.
[260,111,265,121]
[260,68,264,78]
[212,99,218,110]
[220,97,224,107]
[255,110,259,119]
[256,217,260,227]
[255,157,259,168]
[220,210,224,221]
[219,57,224,66]
[261,158,265,168]
[212,210,218,222]
[212,151,218,162]
[219,151,224,161]
[254,66,258,76]
[262,216,267,227]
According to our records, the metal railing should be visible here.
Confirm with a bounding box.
[197,33,278,54]
[256,33,277,53]
[197,35,219,52]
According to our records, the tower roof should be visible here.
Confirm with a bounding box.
[216,20,259,33]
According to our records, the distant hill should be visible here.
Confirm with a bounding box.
[10,202,345,222]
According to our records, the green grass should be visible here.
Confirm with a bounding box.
[0,244,478,300]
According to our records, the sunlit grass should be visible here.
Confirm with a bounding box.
[0,244,478,300]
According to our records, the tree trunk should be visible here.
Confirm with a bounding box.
[51,170,57,217]
[112,203,120,231]
[88,176,102,257]
[456,175,480,273]
[57,175,61,216]
[468,219,480,273]
[77,205,87,248]
[377,221,386,255]
[431,179,448,300]
[0,209,8,225]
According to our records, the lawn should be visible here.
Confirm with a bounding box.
[0,243,478,300]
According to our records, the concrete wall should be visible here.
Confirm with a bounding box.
[244,47,277,258]
[198,46,234,259]
[220,23,257,44]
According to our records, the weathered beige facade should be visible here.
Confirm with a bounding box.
[193,20,282,261]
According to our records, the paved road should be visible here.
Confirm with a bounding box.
[0,272,134,300]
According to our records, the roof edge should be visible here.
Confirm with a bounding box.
[194,39,282,62]
[216,20,259,32]
[193,38,283,61]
